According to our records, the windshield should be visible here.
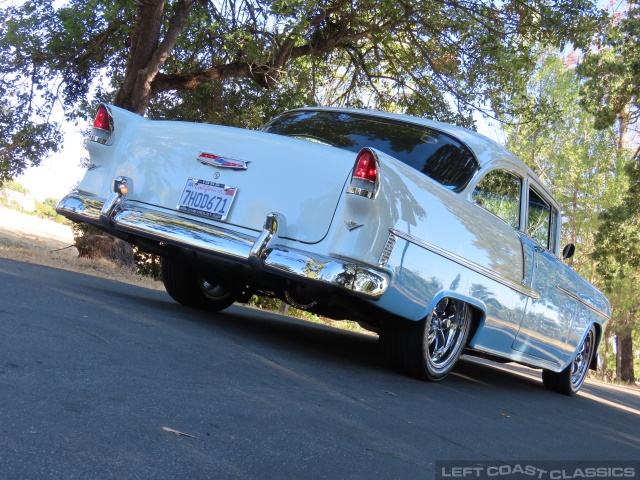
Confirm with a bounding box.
[262,110,479,192]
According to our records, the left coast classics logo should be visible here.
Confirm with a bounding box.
[197,152,250,170]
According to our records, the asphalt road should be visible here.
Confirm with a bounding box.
[1,257,640,479]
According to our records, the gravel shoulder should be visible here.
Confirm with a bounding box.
[0,206,161,288]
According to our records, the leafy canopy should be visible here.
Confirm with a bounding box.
[0,0,606,179]
[578,1,640,147]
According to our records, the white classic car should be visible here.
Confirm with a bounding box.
[57,105,610,395]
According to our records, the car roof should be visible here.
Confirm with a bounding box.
[289,106,557,205]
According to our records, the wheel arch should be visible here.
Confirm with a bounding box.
[423,290,486,346]
[589,321,603,371]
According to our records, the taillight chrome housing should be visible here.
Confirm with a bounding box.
[88,104,114,145]
[347,148,380,199]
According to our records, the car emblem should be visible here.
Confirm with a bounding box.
[345,221,364,231]
[198,152,250,170]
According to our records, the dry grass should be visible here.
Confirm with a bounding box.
[0,206,162,289]
[0,239,164,290]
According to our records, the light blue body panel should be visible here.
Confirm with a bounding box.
[360,149,610,373]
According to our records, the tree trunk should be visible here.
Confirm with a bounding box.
[617,103,630,152]
[619,330,635,383]
[601,326,609,381]
[615,334,621,381]
[114,0,196,115]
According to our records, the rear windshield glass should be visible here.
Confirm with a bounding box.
[262,110,479,192]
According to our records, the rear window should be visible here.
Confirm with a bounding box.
[262,110,479,192]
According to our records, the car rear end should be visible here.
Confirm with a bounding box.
[57,105,392,312]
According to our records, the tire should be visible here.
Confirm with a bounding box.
[161,257,237,312]
[542,325,596,395]
[381,298,472,381]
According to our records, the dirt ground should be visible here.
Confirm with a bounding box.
[0,206,161,288]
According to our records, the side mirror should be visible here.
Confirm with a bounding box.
[562,243,575,261]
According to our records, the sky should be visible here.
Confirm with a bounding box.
[17,126,86,202]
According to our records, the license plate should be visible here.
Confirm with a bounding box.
[177,178,237,221]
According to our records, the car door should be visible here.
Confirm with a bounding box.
[513,183,579,368]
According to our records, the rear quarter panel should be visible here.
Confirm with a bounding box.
[326,150,532,355]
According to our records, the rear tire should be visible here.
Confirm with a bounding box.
[161,257,237,312]
[381,298,471,381]
[542,325,596,395]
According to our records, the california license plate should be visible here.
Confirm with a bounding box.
[177,178,237,221]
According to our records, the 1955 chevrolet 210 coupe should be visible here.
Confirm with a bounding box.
[57,104,610,395]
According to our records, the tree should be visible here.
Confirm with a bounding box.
[578,2,640,383]
[578,0,639,155]
[592,160,640,383]
[502,55,626,270]
[500,53,635,382]
[1,0,607,180]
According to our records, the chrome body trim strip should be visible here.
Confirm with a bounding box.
[56,193,389,298]
[556,285,611,321]
[379,232,397,267]
[390,228,541,300]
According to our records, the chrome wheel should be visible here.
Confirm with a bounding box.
[380,297,472,381]
[542,325,597,395]
[423,298,471,380]
[570,327,595,390]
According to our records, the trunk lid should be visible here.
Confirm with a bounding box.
[120,120,354,244]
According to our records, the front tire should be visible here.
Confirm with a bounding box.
[161,257,237,312]
[542,325,596,395]
[381,298,472,381]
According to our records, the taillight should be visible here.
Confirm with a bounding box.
[94,105,111,131]
[353,150,378,183]
[348,148,380,199]
[89,104,113,145]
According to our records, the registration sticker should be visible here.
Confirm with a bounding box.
[177,178,237,221]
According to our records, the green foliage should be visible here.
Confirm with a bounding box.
[0,0,608,182]
[593,161,640,285]
[501,52,638,382]
[1,179,30,194]
[578,2,640,135]
[43,197,58,209]
[502,54,627,275]
[133,249,162,280]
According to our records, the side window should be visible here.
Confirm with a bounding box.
[472,170,521,229]
[527,188,552,248]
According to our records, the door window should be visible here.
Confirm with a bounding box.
[527,188,552,248]
[471,170,521,229]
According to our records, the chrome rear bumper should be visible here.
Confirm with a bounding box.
[57,190,389,298]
